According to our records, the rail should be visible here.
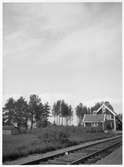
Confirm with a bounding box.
[4,135,122,165]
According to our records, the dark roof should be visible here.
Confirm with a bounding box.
[3,125,15,130]
[83,114,104,122]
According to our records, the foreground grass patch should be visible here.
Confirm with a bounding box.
[3,126,116,162]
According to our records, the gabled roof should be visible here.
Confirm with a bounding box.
[96,103,117,116]
[83,114,104,122]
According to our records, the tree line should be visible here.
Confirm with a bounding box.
[3,94,115,132]
[3,94,50,132]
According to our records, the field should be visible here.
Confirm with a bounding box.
[3,126,116,162]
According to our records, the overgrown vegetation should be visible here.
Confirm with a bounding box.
[3,125,116,162]
[2,95,122,162]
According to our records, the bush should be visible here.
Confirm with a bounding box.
[36,120,52,128]
[85,126,104,133]
[38,128,70,144]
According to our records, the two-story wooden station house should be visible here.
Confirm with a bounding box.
[83,103,120,131]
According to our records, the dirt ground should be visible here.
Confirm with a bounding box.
[96,146,122,165]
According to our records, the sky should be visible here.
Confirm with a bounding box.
[3,2,122,114]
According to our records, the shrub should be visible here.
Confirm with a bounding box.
[38,128,70,144]
[85,126,103,133]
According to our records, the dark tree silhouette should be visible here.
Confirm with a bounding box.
[3,97,16,126]
[3,97,29,132]
[76,103,87,126]
[14,97,29,132]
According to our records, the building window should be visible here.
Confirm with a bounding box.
[92,122,98,127]
[106,114,111,120]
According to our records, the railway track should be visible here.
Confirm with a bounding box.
[40,136,122,164]
[4,135,122,165]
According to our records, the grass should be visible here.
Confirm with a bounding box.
[3,125,117,162]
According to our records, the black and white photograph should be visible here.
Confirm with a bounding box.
[2,1,122,165]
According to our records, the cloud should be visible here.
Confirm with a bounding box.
[3,3,122,113]
[4,3,121,66]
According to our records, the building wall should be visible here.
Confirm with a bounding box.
[85,122,103,128]
[104,120,114,130]
[85,122,91,127]
[3,130,11,135]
